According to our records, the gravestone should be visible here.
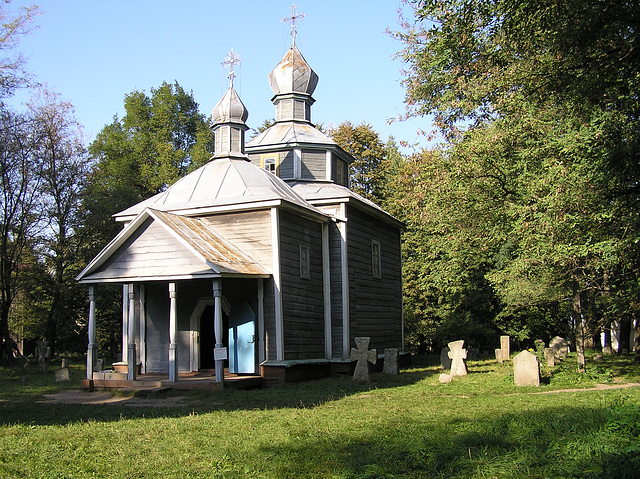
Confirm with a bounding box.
[440,347,452,370]
[61,358,69,368]
[549,336,569,360]
[55,368,70,382]
[383,348,399,375]
[350,337,376,383]
[36,341,50,373]
[500,335,510,361]
[544,348,555,367]
[495,348,503,363]
[447,340,468,377]
[593,353,603,363]
[94,358,104,372]
[438,373,452,383]
[513,350,540,386]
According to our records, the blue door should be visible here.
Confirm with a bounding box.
[228,302,256,374]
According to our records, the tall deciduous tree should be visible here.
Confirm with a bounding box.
[393,0,640,361]
[28,87,90,357]
[0,108,42,362]
[329,121,387,203]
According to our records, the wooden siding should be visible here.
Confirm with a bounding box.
[278,210,326,359]
[301,149,326,180]
[200,210,273,270]
[346,205,403,352]
[279,151,295,179]
[90,218,213,280]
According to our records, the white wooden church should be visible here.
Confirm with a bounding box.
[77,27,404,386]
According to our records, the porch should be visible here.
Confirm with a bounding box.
[81,370,263,392]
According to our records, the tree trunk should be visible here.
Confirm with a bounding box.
[603,324,612,354]
[618,315,631,354]
[572,279,586,373]
[634,313,640,362]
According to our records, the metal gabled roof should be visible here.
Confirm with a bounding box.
[77,208,269,283]
[247,121,336,149]
[115,157,329,221]
[291,182,405,229]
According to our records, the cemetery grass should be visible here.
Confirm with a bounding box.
[1,354,639,478]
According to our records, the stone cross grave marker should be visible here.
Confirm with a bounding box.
[448,340,468,376]
[383,348,399,375]
[351,337,377,383]
[513,350,540,386]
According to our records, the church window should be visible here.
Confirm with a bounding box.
[299,245,310,279]
[371,240,382,278]
[261,154,278,174]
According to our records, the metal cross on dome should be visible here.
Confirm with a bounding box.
[222,49,242,87]
[283,3,305,47]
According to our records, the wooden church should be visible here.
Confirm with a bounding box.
[77,32,404,386]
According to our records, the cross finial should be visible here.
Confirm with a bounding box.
[283,3,305,47]
[222,49,242,87]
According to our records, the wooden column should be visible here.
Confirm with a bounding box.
[339,206,350,359]
[169,282,178,382]
[322,222,332,359]
[213,279,224,385]
[257,278,265,363]
[271,207,284,360]
[122,284,128,362]
[86,286,96,380]
[127,283,137,381]
[139,285,146,374]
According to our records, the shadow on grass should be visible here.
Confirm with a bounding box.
[0,356,442,427]
[257,401,640,478]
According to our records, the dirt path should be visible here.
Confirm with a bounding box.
[39,390,199,407]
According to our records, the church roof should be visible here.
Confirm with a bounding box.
[77,208,269,283]
[247,122,336,149]
[115,157,329,221]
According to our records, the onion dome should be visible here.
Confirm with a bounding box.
[268,45,318,97]
[211,85,249,125]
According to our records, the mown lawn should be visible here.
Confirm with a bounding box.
[1,353,639,478]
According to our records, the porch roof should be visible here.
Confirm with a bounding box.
[76,208,269,284]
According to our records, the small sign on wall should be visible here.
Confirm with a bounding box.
[214,347,228,361]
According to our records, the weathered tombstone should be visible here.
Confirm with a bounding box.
[513,350,540,386]
[549,336,569,360]
[55,368,70,382]
[438,373,452,383]
[94,358,104,372]
[36,340,50,373]
[447,340,468,377]
[495,348,503,363]
[544,348,555,367]
[61,358,69,369]
[593,353,603,363]
[350,337,376,383]
[383,348,399,375]
[440,347,452,370]
[500,335,510,361]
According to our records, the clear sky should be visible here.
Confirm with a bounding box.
[8,0,429,152]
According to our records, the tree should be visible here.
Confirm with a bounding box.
[0,2,39,99]
[393,0,640,362]
[84,81,214,256]
[329,121,388,203]
[27,87,90,357]
[0,108,42,362]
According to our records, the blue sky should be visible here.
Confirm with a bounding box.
[9,0,429,151]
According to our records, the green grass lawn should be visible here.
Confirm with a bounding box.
[1,353,639,478]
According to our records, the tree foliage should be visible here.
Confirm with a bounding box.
[392,0,640,357]
[329,121,388,203]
